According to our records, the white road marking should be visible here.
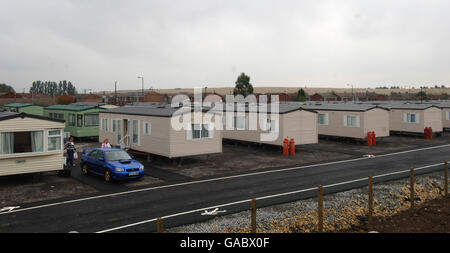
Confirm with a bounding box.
[0,206,20,213]
[95,162,444,233]
[201,208,227,216]
[1,144,449,217]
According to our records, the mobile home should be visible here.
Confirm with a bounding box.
[0,111,65,176]
[218,103,318,146]
[99,104,222,158]
[2,103,44,116]
[43,104,104,138]
[379,104,443,134]
[436,103,450,131]
[301,103,390,140]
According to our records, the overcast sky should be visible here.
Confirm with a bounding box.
[1,0,450,92]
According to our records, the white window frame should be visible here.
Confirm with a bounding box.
[132,119,140,146]
[0,130,45,156]
[318,113,329,125]
[101,118,109,132]
[404,113,420,124]
[344,115,360,127]
[112,119,118,133]
[234,116,246,130]
[187,123,213,140]
[47,129,62,152]
[143,122,151,135]
[265,118,278,132]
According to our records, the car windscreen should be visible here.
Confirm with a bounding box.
[104,150,132,161]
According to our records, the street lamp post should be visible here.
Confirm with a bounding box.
[347,84,354,102]
[138,76,144,101]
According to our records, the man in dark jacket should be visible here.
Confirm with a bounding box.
[65,137,76,167]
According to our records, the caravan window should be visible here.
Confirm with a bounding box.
[85,114,99,127]
[77,115,83,127]
[0,131,44,155]
[69,114,75,126]
[318,113,329,125]
[47,130,62,151]
[344,115,360,127]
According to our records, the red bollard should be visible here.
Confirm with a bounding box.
[425,127,430,139]
[429,127,433,139]
[283,138,289,156]
[289,138,295,156]
[372,131,376,146]
[367,131,373,146]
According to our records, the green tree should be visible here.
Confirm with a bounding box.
[28,80,77,96]
[0,83,15,93]
[296,88,308,101]
[233,73,253,97]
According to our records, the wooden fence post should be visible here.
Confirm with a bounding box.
[251,198,257,233]
[318,185,323,232]
[368,176,373,230]
[410,167,415,210]
[157,217,163,233]
[445,161,448,197]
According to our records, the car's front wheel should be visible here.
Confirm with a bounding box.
[82,164,89,175]
[104,169,112,182]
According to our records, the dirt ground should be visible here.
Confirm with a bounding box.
[151,142,352,178]
[341,197,450,233]
[0,172,97,206]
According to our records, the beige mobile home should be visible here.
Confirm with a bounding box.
[379,104,443,134]
[0,111,65,176]
[437,103,450,131]
[218,104,318,146]
[99,105,222,158]
[301,103,390,140]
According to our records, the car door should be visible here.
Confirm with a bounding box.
[94,150,106,175]
[85,150,98,170]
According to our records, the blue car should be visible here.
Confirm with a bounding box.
[80,148,145,182]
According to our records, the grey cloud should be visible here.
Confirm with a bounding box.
[1,0,449,92]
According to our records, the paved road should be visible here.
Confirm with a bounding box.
[0,144,449,233]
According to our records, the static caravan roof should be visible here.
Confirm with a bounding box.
[0,111,65,123]
[71,102,105,107]
[209,103,317,114]
[435,103,450,109]
[101,104,214,117]
[378,103,440,110]
[3,103,34,108]
[301,103,388,112]
[44,104,99,111]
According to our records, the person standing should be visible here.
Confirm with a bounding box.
[102,138,111,148]
[65,137,77,167]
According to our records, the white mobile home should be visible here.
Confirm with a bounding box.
[99,104,222,158]
[436,103,450,131]
[217,103,318,146]
[0,111,65,176]
[301,103,390,140]
[379,104,443,134]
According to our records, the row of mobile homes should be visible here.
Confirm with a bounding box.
[99,104,222,158]
[218,103,318,146]
[301,103,390,140]
[43,104,105,138]
[2,103,44,116]
[0,111,65,176]
[379,104,443,134]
